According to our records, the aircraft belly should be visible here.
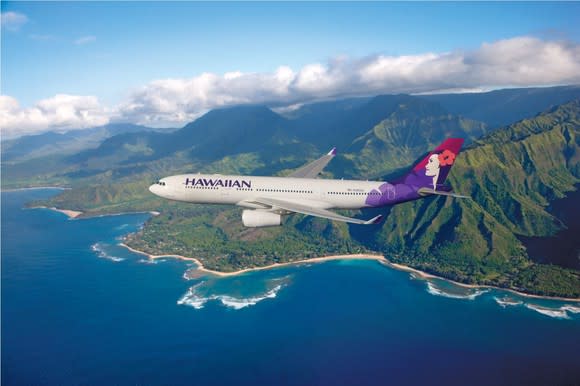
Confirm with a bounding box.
[180,189,231,204]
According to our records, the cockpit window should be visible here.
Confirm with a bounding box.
[155,180,166,186]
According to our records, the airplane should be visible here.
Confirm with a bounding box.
[149,138,467,227]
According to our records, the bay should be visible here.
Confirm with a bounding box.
[2,189,579,386]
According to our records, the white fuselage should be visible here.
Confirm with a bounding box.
[149,173,391,210]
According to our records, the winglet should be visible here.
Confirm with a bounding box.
[327,147,337,156]
[364,214,383,225]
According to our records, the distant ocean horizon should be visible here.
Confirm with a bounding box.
[2,189,580,386]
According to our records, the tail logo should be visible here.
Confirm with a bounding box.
[439,149,456,166]
[425,150,457,190]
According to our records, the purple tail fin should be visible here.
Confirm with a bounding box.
[403,138,464,190]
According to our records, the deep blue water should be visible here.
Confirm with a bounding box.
[2,189,580,386]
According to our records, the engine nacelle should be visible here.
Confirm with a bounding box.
[242,210,282,227]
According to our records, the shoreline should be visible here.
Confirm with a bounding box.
[16,189,579,301]
[32,206,161,220]
[386,262,580,302]
[31,206,84,219]
[120,243,386,277]
[51,207,83,219]
[28,206,84,219]
[119,243,580,302]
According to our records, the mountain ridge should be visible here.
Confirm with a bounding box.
[3,88,580,297]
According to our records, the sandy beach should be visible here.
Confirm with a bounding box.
[120,243,385,277]
[119,243,580,301]
[50,208,83,218]
[36,207,161,220]
[30,206,84,219]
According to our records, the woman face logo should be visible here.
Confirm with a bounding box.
[424,150,456,190]
[425,154,440,177]
[425,154,440,190]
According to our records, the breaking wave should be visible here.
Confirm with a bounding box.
[522,303,580,319]
[91,243,124,262]
[562,305,580,314]
[177,280,287,310]
[493,296,523,308]
[138,258,165,264]
[494,296,580,319]
[426,281,488,300]
[524,304,570,319]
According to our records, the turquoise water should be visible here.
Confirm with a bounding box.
[2,189,580,386]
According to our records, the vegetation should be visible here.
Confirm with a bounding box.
[124,206,368,272]
[3,94,580,298]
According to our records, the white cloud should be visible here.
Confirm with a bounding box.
[2,36,580,136]
[118,66,298,126]
[118,36,580,126]
[74,35,96,45]
[0,95,110,138]
[1,11,28,31]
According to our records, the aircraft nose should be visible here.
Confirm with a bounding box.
[149,184,160,196]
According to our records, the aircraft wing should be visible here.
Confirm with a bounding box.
[288,147,336,178]
[248,197,383,225]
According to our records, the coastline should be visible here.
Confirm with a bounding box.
[31,206,83,219]
[32,206,161,220]
[18,193,579,301]
[119,243,580,301]
[386,262,580,302]
[120,243,385,277]
[50,207,83,219]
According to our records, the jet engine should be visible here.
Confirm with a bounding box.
[242,210,281,227]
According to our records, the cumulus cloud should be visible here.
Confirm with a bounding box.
[1,11,28,31]
[119,66,297,126]
[0,95,110,138]
[74,35,96,45]
[119,36,580,126]
[2,36,580,136]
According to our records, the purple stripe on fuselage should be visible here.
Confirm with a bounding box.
[365,182,420,207]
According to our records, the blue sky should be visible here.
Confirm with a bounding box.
[2,1,580,136]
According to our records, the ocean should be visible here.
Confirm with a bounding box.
[2,189,580,386]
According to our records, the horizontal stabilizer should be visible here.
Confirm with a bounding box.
[417,187,469,199]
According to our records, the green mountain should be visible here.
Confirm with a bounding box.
[5,86,580,188]
[332,98,487,179]
[288,94,443,149]
[4,89,580,297]
[421,85,580,128]
[360,100,580,296]
[124,100,580,298]
[0,123,161,188]
[44,95,485,181]
[1,123,157,162]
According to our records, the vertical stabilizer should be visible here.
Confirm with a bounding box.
[403,138,464,190]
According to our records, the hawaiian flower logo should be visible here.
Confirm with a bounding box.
[438,149,456,166]
[425,150,456,190]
